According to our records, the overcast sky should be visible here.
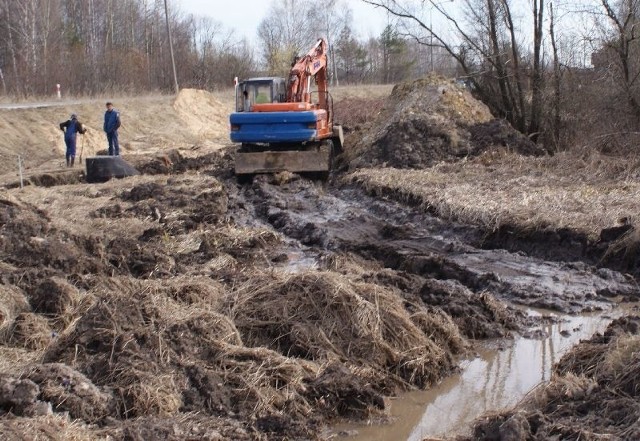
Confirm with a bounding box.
[177,0,391,42]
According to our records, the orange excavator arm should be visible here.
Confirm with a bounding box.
[287,38,328,108]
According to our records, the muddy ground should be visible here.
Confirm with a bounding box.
[1,80,640,440]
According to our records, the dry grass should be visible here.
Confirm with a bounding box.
[228,269,465,389]
[9,313,53,350]
[0,413,104,441]
[0,285,30,340]
[0,346,44,375]
[346,150,640,239]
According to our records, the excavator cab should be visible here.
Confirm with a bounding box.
[229,39,343,178]
[236,78,287,112]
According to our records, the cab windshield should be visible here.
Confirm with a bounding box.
[237,81,274,111]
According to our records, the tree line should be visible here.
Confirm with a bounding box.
[0,0,444,97]
[1,0,638,152]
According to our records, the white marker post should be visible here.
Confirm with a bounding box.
[17,155,24,189]
[56,83,61,99]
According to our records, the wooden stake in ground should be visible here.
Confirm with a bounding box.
[79,134,85,164]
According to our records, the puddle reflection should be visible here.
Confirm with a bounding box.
[332,310,618,441]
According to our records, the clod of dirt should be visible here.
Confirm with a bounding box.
[29,277,80,316]
[0,374,40,414]
[348,75,544,170]
[107,236,175,278]
[112,175,229,234]
[307,362,385,418]
[0,285,30,341]
[25,363,115,422]
[26,171,85,188]
[122,182,166,202]
[181,365,232,415]
[419,279,520,339]
[129,150,184,175]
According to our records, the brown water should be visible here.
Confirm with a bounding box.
[329,308,619,440]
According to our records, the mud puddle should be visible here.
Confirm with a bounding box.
[329,307,624,440]
[235,178,637,314]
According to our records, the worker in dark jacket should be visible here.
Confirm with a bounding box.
[59,113,87,167]
[103,102,121,156]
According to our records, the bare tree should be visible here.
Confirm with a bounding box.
[307,0,353,85]
[549,2,562,149]
[257,0,316,74]
[362,0,549,139]
[598,0,640,123]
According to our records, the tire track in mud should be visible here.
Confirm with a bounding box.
[231,175,639,320]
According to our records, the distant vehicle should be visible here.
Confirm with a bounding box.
[229,38,343,178]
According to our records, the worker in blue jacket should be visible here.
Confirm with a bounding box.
[59,113,87,167]
[103,102,121,156]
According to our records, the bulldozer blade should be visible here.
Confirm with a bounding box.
[235,148,331,175]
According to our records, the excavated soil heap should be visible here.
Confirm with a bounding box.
[172,88,230,142]
[349,75,545,170]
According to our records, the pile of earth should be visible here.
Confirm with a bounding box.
[348,75,545,170]
[461,315,640,440]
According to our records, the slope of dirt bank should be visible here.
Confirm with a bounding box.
[0,89,232,178]
[460,315,640,440]
[347,75,545,170]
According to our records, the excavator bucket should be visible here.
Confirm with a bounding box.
[234,145,332,175]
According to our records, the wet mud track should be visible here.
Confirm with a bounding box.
[230,175,638,328]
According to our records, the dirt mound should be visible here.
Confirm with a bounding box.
[463,315,640,440]
[29,277,80,316]
[26,363,115,421]
[230,271,466,391]
[173,88,230,142]
[348,75,544,170]
[21,266,468,438]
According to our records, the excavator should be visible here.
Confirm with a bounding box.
[229,38,343,177]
